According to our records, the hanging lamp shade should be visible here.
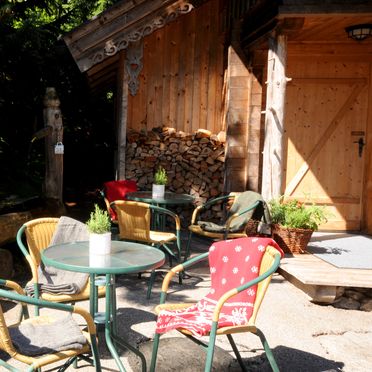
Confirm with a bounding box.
[345,24,372,41]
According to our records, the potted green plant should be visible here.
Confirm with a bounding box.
[86,204,112,257]
[269,197,328,254]
[152,165,168,199]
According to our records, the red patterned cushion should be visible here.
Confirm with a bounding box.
[103,180,137,220]
[155,237,283,337]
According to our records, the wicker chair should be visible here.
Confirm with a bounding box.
[111,200,182,297]
[150,237,283,372]
[0,279,101,371]
[16,217,105,315]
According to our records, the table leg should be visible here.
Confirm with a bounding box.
[89,273,96,316]
[104,274,126,371]
[104,274,147,372]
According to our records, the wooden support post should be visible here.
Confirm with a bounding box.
[261,35,288,201]
[223,46,250,193]
[43,87,64,204]
[116,51,129,180]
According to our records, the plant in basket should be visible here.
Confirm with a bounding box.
[269,197,327,254]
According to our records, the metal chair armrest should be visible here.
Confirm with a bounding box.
[0,288,97,334]
[0,279,26,296]
[150,205,181,230]
[159,252,209,304]
[16,225,39,283]
[191,195,233,224]
[0,280,30,320]
[16,225,29,259]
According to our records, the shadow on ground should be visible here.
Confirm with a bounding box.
[126,338,344,372]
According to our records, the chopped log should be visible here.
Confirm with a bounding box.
[125,127,226,216]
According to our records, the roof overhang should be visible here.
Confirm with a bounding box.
[63,0,195,74]
[241,0,372,55]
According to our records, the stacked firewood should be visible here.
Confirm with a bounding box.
[125,127,226,204]
[125,127,226,225]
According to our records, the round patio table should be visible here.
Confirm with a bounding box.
[126,191,195,206]
[126,191,195,230]
[42,240,165,372]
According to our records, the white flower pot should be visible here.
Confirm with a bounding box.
[152,184,165,199]
[89,253,111,267]
[89,232,111,256]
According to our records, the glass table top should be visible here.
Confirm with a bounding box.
[41,240,166,275]
[126,191,195,205]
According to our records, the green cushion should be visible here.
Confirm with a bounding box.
[197,191,270,233]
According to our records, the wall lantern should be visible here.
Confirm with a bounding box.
[345,24,372,41]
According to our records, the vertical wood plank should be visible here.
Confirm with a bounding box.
[364,62,372,232]
[146,32,157,129]
[184,10,196,132]
[207,2,220,133]
[161,24,171,127]
[262,34,288,200]
[152,30,164,128]
[169,19,181,129]
[191,10,203,132]
[198,1,211,130]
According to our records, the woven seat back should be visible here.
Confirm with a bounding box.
[250,245,279,324]
[24,218,59,266]
[114,201,151,242]
[0,305,15,355]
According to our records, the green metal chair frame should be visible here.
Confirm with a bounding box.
[150,245,281,372]
[0,279,101,372]
[185,192,267,260]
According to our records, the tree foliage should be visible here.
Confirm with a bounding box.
[0,0,120,201]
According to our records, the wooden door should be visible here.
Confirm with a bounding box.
[284,61,369,231]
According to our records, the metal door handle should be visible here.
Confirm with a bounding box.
[353,137,365,157]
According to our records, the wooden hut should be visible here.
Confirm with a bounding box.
[63,0,372,234]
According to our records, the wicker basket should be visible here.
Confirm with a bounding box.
[245,219,260,236]
[271,224,313,254]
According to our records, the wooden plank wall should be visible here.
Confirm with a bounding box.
[127,1,225,134]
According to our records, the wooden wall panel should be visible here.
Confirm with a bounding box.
[127,1,225,134]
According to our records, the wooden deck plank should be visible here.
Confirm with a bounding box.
[278,252,372,303]
[279,253,372,288]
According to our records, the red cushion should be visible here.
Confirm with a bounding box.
[103,180,137,221]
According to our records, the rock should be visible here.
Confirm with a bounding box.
[344,289,365,301]
[335,286,345,299]
[360,299,372,312]
[333,297,361,310]
[0,249,14,279]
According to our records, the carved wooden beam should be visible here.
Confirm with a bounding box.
[125,40,143,96]
[64,0,194,73]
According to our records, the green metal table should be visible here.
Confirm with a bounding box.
[41,240,165,372]
[126,191,195,206]
[126,191,195,230]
